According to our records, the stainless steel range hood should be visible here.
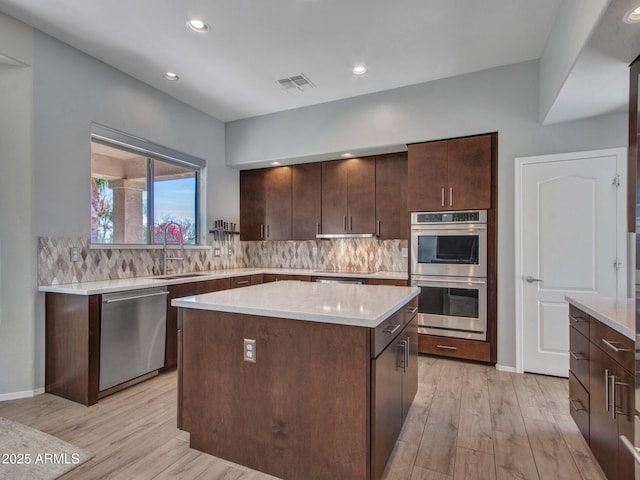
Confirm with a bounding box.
[315,233,375,239]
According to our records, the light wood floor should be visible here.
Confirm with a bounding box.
[0,356,606,480]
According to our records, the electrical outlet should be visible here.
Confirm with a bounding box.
[312,247,318,257]
[401,247,408,258]
[244,339,256,363]
[214,248,221,257]
[228,248,233,257]
[69,247,81,262]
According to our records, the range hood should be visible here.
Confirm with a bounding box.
[316,233,376,239]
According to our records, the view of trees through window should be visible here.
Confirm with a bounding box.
[90,140,198,245]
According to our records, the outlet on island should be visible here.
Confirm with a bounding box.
[214,248,221,257]
[243,338,256,363]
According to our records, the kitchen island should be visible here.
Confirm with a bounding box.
[172,281,419,480]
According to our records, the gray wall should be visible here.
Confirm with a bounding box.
[0,13,35,397]
[226,60,627,369]
[20,30,235,394]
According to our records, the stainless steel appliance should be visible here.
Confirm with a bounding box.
[410,210,488,340]
[411,275,486,340]
[100,287,168,391]
[410,211,487,278]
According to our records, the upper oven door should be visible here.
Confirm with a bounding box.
[411,224,487,277]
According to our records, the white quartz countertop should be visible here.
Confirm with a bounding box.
[38,268,408,295]
[172,281,419,328]
[565,295,635,340]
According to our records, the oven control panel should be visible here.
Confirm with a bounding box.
[412,210,486,224]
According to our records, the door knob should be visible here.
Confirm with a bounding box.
[525,276,542,283]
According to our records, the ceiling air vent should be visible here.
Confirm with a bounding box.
[277,73,316,92]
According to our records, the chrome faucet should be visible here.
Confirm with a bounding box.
[163,221,184,275]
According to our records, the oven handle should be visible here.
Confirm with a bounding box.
[412,278,486,286]
[410,224,487,231]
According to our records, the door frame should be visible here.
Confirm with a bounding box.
[514,147,626,374]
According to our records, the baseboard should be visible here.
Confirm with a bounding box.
[0,387,45,402]
[495,364,518,373]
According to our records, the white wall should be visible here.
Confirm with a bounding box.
[0,13,35,398]
[225,60,628,369]
[9,29,235,395]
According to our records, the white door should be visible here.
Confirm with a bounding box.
[516,148,626,376]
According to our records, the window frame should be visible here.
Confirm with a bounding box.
[90,123,205,247]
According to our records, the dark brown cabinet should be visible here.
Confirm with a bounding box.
[166,278,230,369]
[408,134,492,212]
[240,167,292,241]
[321,158,376,235]
[569,304,635,480]
[292,163,322,240]
[371,308,418,480]
[375,153,409,240]
[262,274,311,283]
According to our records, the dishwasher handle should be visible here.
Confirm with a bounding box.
[103,291,169,304]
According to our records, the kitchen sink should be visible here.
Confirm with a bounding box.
[153,273,212,280]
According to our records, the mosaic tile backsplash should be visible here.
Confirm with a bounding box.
[38,236,407,285]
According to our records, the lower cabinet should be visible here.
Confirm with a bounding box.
[371,309,418,480]
[568,304,634,480]
[262,274,311,283]
[417,334,491,362]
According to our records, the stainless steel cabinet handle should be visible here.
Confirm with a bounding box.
[611,374,616,419]
[405,336,410,369]
[376,220,381,237]
[570,351,586,361]
[260,224,264,239]
[436,344,457,351]
[605,369,610,412]
[103,291,169,304]
[449,187,453,207]
[620,435,640,464]
[407,306,418,315]
[398,340,407,371]
[343,215,347,231]
[383,324,401,335]
[571,316,589,323]
[267,224,270,238]
[316,223,320,235]
[601,338,631,353]
[349,216,353,231]
[525,276,542,283]
[236,280,249,285]
[441,187,445,207]
[569,398,586,412]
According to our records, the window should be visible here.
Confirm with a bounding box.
[90,124,204,245]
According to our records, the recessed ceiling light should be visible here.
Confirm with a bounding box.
[341,153,353,158]
[352,66,367,75]
[164,72,179,81]
[624,6,640,23]
[187,19,210,33]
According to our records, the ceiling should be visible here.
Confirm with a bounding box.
[0,0,564,122]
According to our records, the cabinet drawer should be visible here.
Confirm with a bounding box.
[418,335,491,362]
[569,305,590,338]
[229,275,252,289]
[569,325,589,389]
[569,371,589,442]
[263,274,311,283]
[372,297,417,358]
[590,318,633,373]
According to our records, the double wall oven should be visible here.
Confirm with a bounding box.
[411,211,487,341]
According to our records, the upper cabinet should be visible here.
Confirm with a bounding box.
[240,167,292,241]
[408,134,492,212]
[321,158,376,235]
[375,152,408,240]
[292,163,322,240]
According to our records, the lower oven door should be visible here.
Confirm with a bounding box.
[411,276,487,341]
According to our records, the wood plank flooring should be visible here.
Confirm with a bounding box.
[0,356,606,480]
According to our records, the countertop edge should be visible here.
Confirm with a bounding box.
[38,268,409,295]
[172,287,419,328]
[565,295,635,340]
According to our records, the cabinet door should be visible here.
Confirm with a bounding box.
[589,343,621,480]
[347,157,376,234]
[240,169,266,241]
[446,135,491,210]
[322,160,349,234]
[376,153,408,240]
[407,141,448,212]
[371,338,404,480]
[292,163,322,240]
[402,315,418,422]
[264,167,292,240]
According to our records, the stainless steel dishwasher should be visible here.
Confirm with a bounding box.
[100,287,168,391]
